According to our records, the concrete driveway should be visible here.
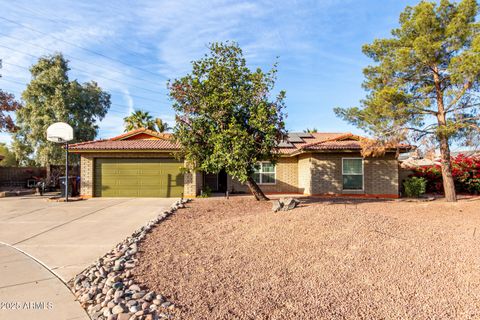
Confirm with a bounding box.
[0,196,176,319]
[0,196,176,280]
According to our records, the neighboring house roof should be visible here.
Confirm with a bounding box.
[69,128,411,155]
[400,157,438,168]
[399,150,480,169]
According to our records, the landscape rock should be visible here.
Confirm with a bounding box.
[127,300,138,307]
[272,200,283,212]
[272,198,300,212]
[114,290,124,299]
[129,305,139,313]
[67,199,192,320]
[143,291,155,302]
[281,197,300,211]
[129,284,141,292]
[112,304,126,314]
[112,282,124,290]
[117,313,131,320]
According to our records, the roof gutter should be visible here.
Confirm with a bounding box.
[68,149,181,154]
[288,147,411,157]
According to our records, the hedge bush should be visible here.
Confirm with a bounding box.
[412,154,480,194]
[403,176,427,198]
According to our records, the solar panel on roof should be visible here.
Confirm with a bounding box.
[286,133,304,143]
[277,141,295,148]
[296,132,314,138]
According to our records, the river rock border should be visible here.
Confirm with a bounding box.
[69,198,191,320]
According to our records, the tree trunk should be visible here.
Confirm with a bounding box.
[432,65,456,202]
[245,176,269,201]
[439,135,457,202]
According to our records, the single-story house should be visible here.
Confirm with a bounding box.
[69,128,410,198]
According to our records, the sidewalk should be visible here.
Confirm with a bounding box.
[0,243,89,320]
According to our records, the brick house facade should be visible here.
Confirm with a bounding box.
[70,128,409,198]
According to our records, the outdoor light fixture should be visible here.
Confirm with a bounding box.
[46,122,74,202]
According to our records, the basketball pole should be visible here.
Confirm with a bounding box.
[65,141,69,202]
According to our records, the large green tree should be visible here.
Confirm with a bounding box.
[0,143,17,166]
[0,60,22,132]
[13,53,111,166]
[334,0,480,202]
[168,42,286,201]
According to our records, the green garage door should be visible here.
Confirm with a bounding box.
[94,158,184,197]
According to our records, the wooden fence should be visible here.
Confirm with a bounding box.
[0,167,46,188]
[0,165,79,189]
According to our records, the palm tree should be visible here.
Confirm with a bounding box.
[123,110,155,132]
[154,118,171,133]
[304,128,318,133]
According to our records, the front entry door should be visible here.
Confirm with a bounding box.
[203,169,228,192]
[218,169,227,192]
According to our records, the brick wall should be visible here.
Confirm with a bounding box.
[78,151,400,197]
[228,157,299,194]
[80,156,94,196]
[364,154,398,195]
[310,153,343,194]
[184,170,202,198]
[309,152,399,196]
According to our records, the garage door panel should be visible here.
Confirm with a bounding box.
[94,158,184,197]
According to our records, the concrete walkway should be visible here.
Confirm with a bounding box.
[0,243,88,320]
[0,196,177,320]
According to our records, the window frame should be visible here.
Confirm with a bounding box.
[253,161,276,185]
[341,157,364,191]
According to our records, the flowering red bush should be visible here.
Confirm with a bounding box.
[412,154,480,194]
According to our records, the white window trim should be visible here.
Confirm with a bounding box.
[254,161,276,185]
[342,157,364,191]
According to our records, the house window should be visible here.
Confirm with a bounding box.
[342,158,363,190]
[253,162,276,184]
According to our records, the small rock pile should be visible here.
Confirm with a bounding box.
[69,199,190,320]
[272,197,300,212]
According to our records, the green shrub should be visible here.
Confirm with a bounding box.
[198,185,212,198]
[403,176,427,198]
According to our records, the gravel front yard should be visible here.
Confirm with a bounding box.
[133,196,480,319]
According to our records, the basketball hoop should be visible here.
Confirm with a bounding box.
[47,122,73,143]
[46,122,74,202]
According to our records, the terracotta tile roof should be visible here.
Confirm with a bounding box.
[304,140,363,150]
[300,133,412,152]
[69,129,411,154]
[69,139,179,151]
[69,128,179,151]
[110,128,170,141]
[300,133,361,151]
